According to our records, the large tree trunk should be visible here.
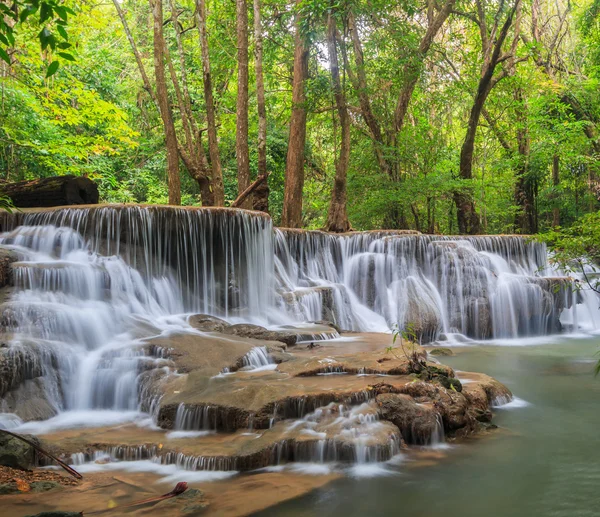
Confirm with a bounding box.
[151,0,181,205]
[0,176,99,207]
[393,0,456,134]
[347,12,389,177]
[196,0,225,206]
[236,0,251,208]
[455,81,491,234]
[513,88,536,233]
[325,12,351,232]
[281,6,309,228]
[455,0,520,234]
[253,0,269,212]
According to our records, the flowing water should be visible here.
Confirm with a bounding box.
[0,205,600,514]
[258,335,600,517]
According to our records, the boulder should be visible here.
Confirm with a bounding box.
[0,432,39,470]
[428,347,454,357]
[222,323,297,347]
[466,297,492,339]
[402,278,443,343]
[376,393,439,445]
[188,314,230,333]
[0,248,18,288]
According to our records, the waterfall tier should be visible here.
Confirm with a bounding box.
[0,205,591,345]
[0,204,589,482]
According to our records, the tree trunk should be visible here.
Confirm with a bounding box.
[0,175,99,207]
[253,0,269,212]
[347,12,389,177]
[236,0,251,208]
[281,5,309,228]
[393,0,456,134]
[552,154,560,227]
[151,0,181,205]
[513,88,535,234]
[455,81,491,234]
[325,13,351,233]
[167,0,214,206]
[455,0,520,234]
[196,0,225,206]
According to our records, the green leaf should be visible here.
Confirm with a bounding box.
[5,26,14,46]
[40,2,53,23]
[45,60,59,77]
[58,52,75,61]
[20,5,38,22]
[0,47,10,65]
[0,34,8,46]
[56,25,68,40]
[38,27,51,50]
[54,5,68,20]
[57,41,71,49]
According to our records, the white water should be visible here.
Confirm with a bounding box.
[274,230,599,340]
[0,205,598,474]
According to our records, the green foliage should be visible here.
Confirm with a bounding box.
[540,211,600,264]
[0,0,598,239]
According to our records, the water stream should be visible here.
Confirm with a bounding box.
[0,205,599,510]
[258,336,600,517]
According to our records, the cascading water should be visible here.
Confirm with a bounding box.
[0,206,274,425]
[274,229,595,340]
[0,204,598,479]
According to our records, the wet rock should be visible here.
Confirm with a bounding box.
[1,378,58,421]
[311,320,342,333]
[222,323,297,347]
[437,377,462,392]
[188,314,230,333]
[281,287,337,325]
[0,433,39,470]
[428,347,454,356]
[472,407,493,422]
[466,297,492,339]
[376,393,439,445]
[462,373,513,410]
[0,248,18,289]
[402,278,443,343]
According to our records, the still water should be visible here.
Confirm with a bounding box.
[259,336,600,517]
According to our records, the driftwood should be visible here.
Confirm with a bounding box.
[0,175,99,208]
[230,172,269,208]
[85,482,189,514]
[0,428,83,479]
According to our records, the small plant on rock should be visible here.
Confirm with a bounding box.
[386,323,426,374]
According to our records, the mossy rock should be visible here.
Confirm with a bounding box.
[31,481,62,492]
[0,433,39,470]
[429,347,454,357]
[437,377,463,392]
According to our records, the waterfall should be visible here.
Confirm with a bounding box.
[0,206,274,419]
[0,205,596,426]
[0,205,274,321]
[274,229,591,340]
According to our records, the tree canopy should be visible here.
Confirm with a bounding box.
[0,0,599,235]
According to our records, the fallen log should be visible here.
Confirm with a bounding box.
[231,172,270,208]
[0,175,99,208]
